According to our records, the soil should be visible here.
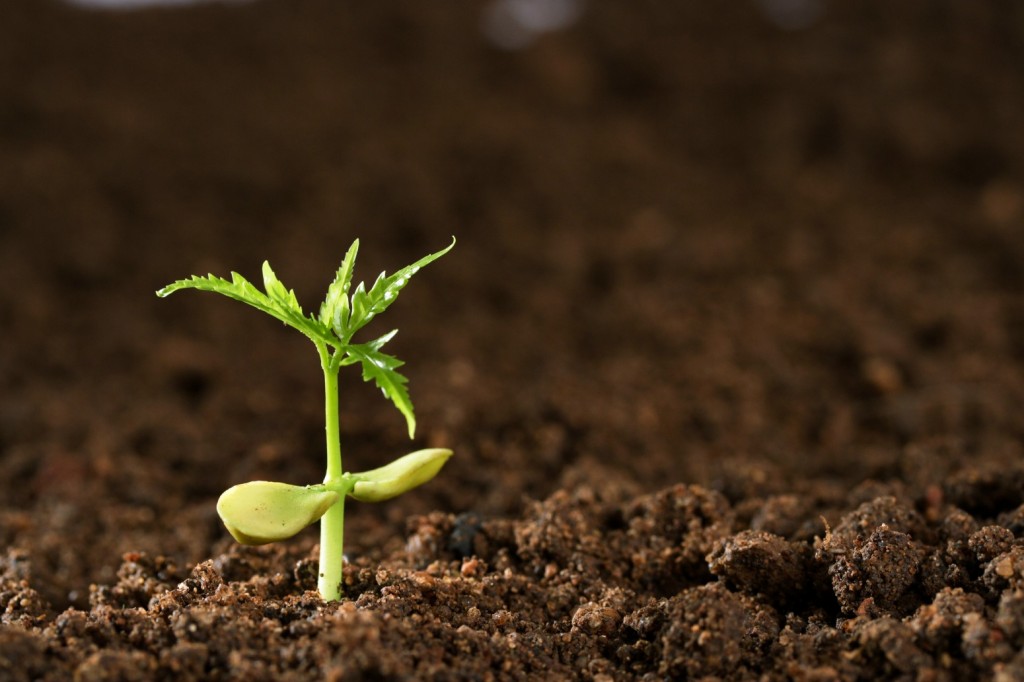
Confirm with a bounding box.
[2,1,1024,679]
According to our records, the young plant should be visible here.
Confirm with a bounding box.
[157,238,455,601]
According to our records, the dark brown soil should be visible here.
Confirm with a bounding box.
[3,1,1024,679]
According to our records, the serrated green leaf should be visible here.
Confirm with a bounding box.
[262,261,303,313]
[366,329,398,351]
[344,237,455,339]
[338,330,396,367]
[319,239,359,338]
[157,266,334,347]
[344,342,415,438]
[347,280,371,336]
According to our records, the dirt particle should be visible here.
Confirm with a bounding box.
[996,589,1024,648]
[158,642,209,677]
[657,583,751,679]
[969,526,1015,564]
[410,571,436,589]
[707,530,807,607]
[491,609,512,629]
[460,557,485,579]
[175,560,223,599]
[983,547,1024,597]
[829,524,924,615]
[856,617,933,675]
[962,611,1015,667]
[862,356,904,394]
[74,650,157,682]
[570,602,621,637]
[827,497,929,550]
[448,512,483,559]
[0,627,48,682]
[749,494,812,539]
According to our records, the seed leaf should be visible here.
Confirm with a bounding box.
[217,481,339,545]
[349,448,453,502]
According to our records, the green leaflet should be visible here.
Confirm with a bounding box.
[316,236,456,346]
[156,266,335,347]
[344,340,414,438]
[319,239,359,341]
[345,237,455,341]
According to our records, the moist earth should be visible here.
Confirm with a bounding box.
[2,1,1024,680]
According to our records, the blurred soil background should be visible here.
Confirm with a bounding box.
[1,0,1024,678]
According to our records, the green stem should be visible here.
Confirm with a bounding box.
[317,343,345,601]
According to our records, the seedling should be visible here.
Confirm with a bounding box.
[157,238,455,601]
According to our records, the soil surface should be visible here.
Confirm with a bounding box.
[3,1,1024,679]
